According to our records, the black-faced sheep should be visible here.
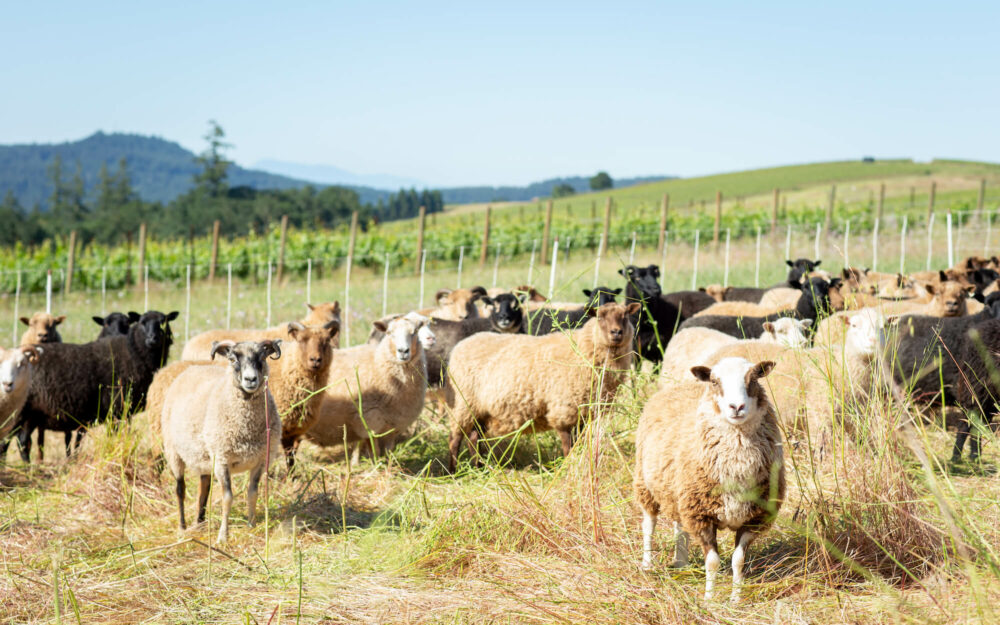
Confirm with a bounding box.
[94,312,140,339]
[634,357,784,602]
[525,286,620,335]
[699,284,769,303]
[446,302,639,471]
[662,290,717,320]
[954,319,1000,462]
[785,258,823,287]
[161,340,283,543]
[620,265,681,363]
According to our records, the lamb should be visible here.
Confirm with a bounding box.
[525,286,619,335]
[620,265,681,362]
[0,346,42,443]
[19,312,65,346]
[699,284,768,303]
[633,357,784,602]
[660,319,811,383]
[0,310,179,463]
[419,287,487,321]
[181,302,340,360]
[307,316,428,458]
[93,312,140,339]
[161,340,283,543]
[679,277,833,341]
[876,274,977,318]
[446,302,639,471]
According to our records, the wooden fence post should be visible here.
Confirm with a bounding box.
[416,205,427,273]
[825,185,836,235]
[276,215,289,283]
[876,182,885,224]
[927,181,937,224]
[65,230,77,294]
[479,205,491,266]
[657,193,670,255]
[209,220,220,281]
[541,200,554,265]
[771,188,779,235]
[137,222,146,289]
[602,197,612,259]
[713,191,722,246]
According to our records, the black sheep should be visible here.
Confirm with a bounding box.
[619,265,681,363]
[93,311,141,339]
[678,277,833,339]
[525,286,620,335]
[1,310,178,463]
[785,258,822,287]
[664,290,718,319]
[954,318,1000,462]
[968,268,999,302]
[698,286,769,303]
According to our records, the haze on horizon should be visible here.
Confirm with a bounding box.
[2,1,998,188]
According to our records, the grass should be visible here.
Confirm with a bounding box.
[2,220,1000,623]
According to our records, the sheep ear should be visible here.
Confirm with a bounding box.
[128,312,141,323]
[762,321,775,336]
[210,341,235,360]
[626,302,641,315]
[435,289,452,304]
[372,320,388,333]
[938,270,949,282]
[613,287,622,295]
[287,321,305,338]
[691,366,712,382]
[841,268,852,280]
[814,260,821,267]
[617,268,626,277]
[752,360,776,380]
[785,260,794,267]
[965,285,977,296]
[583,289,593,297]
[166,311,180,321]
[829,277,843,289]
[261,339,282,360]
[480,296,494,307]
[516,291,528,303]
[323,319,341,336]
[93,316,105,326]
[19,317,29,326]
[470,286,488,299]
[306,303,316,311]
[924,284,936,296]
[649,265,660,278]
[54,315,66,325]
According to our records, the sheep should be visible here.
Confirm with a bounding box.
[181,302,340,360]
[959,255,1000,272]
[0,346,42,443]
[93,312,140,339]
[679,277,833,341]
[633,357,784,602]
[19,312,65,346]
[161,340,283,543]
[699,284,768,303]
[955,318,1000,462]
[662,290,717,319]
[446,302,639,471]
[0,310,179,463]
[693,300,789,318]
[876,274,977,318]
[785,258,822,286]
[660,319,811,383]
[757,287,802,311]
[525,286,620,335]
[307,316,428,458]
[419,287,487,321]
[620,265,681,362]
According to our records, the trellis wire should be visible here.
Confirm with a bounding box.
[419,249,427,308]
[947,213,954,268]
[899,216,908,274]
[871,218,879,272]
[691,230,700,290]
[723,228,731,287]
[754,226,761,287]
[548,239,559,299]
[226,263,232,330]
[185,264,192,343]
[926,213,936,271]
[382,253,390,318]
[456,246,464,289]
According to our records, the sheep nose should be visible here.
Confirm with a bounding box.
[397,348,411,360]
[2,383,12,393]
[309,357,322,367]
[730,403,745,413]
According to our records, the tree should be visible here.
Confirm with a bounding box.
[589,171,613,191]
[552,183,575,198]
[194,120,232,199]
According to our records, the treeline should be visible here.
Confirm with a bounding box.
[0,122,443,247]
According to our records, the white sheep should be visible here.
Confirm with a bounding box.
[161,340,283,543]
[0,346,42,442]
[634,357,784,602]
[307,316,428,459]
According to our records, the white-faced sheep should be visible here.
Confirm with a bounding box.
[19,312,65,347]
[181,302,340,361]
[307,316,428,459]
[446,302,639,471]
[634,357,784,602]
[0,346,42,443]
[161,340,283,543]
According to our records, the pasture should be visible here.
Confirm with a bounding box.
[2,220,1000,625]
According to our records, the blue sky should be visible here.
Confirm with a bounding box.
[1,1,998,186]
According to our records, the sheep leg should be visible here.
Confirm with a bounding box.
[246,464,264,527]
[671,521,690,568]
[730,528,756,604]
[16,426,32,464]
[64,430,73,457]
[0,437,8,465]
[36,428,45,462]
[196,475,212,525]
[447,429,463,473]
[952,419,971,462]
[466,429,481,467]
[695,526,720,601]
[175,475,187,530]
[350,441,363,466]
[640,509,657,570]
[214,463,233,544]
[557,429,574,457]
[72,428,86,454]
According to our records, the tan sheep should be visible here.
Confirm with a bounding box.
[757,287,801,311]
[700,284,730,302]
[19,312,65,346]
[161,340,283,543]
[0,346,42,442]
[418,287,487,321]
[307,316,428,459]
[445,302,639,471]
[634,357,784,602]
[693,300,788,318]
[872,277,976,318]
[180,302,340,361]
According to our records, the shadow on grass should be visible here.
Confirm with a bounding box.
[281,491,390,534]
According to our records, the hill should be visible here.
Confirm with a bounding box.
[437,174,669,204]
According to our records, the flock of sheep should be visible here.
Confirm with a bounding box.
[2,252,1000,600]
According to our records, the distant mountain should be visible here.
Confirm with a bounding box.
[254,159,426,191]
[438,175,671,204]
[0,132,393,208]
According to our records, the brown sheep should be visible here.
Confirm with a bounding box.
[418,287,487,321]
[19,312,65,347]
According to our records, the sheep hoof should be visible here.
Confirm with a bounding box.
[729,591,742,604]
[640,560,654,572]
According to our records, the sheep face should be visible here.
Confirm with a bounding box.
[212,340,281,394]
[287,319,340,372]
[594,302,640,348]
[927,279,976,317]
[134,310,180,349]
[0,346,41,394]
[434,287,487,320]
[691,357,775,426]
[20,312,65,343]
[699,284,730,302]
[619,265,662,299]
[762,318,811,347]
[843,310,884,356]
[514,285,547,303]
[304,302,341,326]
[485,293,524,332]
[93,311,139,337]
[786,258,821,286]
[800,277,833,312]
[373,317,425,363]
[582,286,621,309]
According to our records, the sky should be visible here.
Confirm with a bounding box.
[1,1,998,187]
